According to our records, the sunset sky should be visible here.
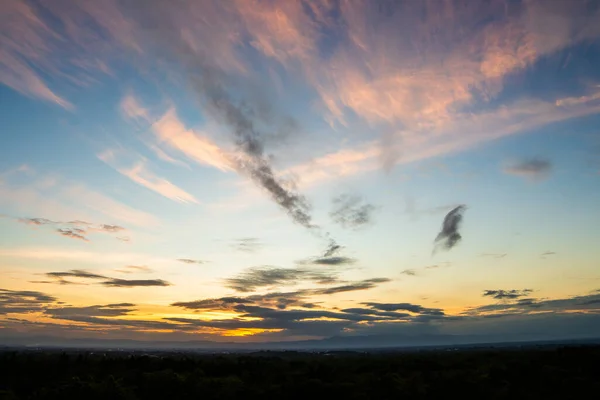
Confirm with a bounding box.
[2,0,600,344]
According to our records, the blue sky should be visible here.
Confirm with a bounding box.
[1,0,600,343]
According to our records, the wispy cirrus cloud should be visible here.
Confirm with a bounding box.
[151,108,234,172]
[0,0,73,109]
[114,265,153,274]
[120,92,149,121]
[97,148,198,204]
[231,238,263,253]
[176,258,206,265]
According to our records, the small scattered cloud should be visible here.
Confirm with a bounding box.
[177,258,206,265]
[14,217,126,242]
[114,265,153,274]
[541,251,557,258]
[433,205,467,253]
[56,228,89,242]
[231,238,263,253]
[47,270,107,280]
[481,253,507,259]
[330,194,377,229]
[18,217,57,226]
[97,224,125,233]
[400,269,417,276]
[503,158,553,181]
[323,239,343,258]
[482,289,534,300]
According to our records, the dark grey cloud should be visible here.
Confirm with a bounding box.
[340,307,412,319]
[172,40,314,230]
[482,289,533,300]
[45,303,137,318]
[173,278,391,311]
[47,270,107,280]
[0,288,57,314]
[503,158,552,181]
[361,302,445,315]
[231,237,263,253]
[433,204,466,252]
[463,291,600,317]
[311,278,390,295]
[541,251,557,258]
[224,266,341,292]
[309,256,356,266]
[323,239,343,258]
[101,278,171,287]
[329,194,377,229]
[56,228,89,241]
[401,269,417,276]
[44,270,171,288]
[177,258,206,265]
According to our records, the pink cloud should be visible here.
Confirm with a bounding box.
[152,108,234,172]
[98,148,198,204]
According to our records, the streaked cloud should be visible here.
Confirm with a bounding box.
[114,265,153,274]
[176,258,206,265]
[482,289,534,300]
[0,0,73,109]
[98,148,198,204]
[0,288,56,315]
[13,216,125,242]
[42,269,171,288]
[224,266,341,293]
[231,237,263,253]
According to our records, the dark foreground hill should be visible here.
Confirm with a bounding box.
[1,346,599,399]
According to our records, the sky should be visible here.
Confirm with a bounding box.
[1,0,600,345]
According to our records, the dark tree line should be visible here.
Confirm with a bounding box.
[1,346,599,399]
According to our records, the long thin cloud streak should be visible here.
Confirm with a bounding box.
[132,5,317,230]
[433,205,467,253]
[190,66,314,229]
